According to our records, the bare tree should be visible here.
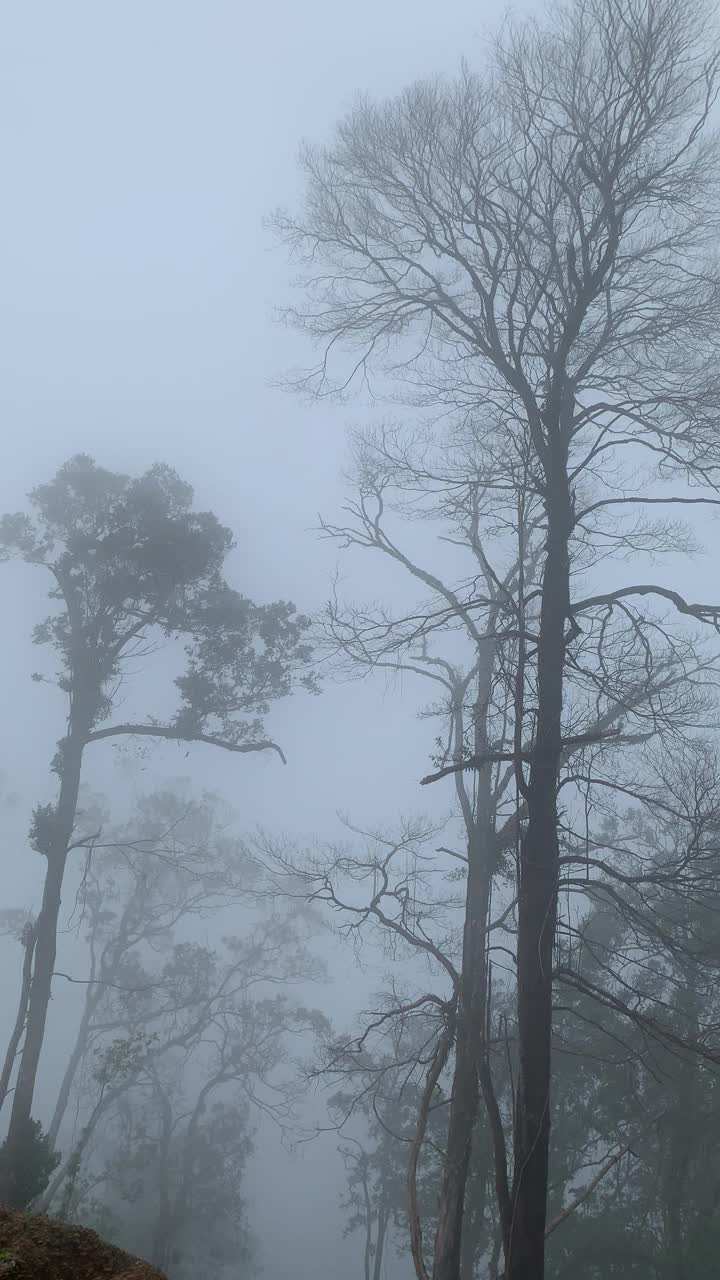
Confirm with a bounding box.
[316,429,525,1280]
[278,733,720,1277]
[276,2,720,1273]
[304,406,716,1280]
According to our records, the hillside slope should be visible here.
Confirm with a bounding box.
[0,1209,167,1279]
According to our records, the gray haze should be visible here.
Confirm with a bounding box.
[0,4,524,1278]
[4,3,719,1278]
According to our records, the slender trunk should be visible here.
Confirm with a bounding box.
[433,655,510,1280]
[433,805,510,1280]
[166,1072,226,1265]
[488,1225,503,1280]
[664,968,700,1277]
[47,978,100,1150]
[409,1017,455,1280]
[150,1087,174,1271]
[506,434,573,1280]
[50,874,146,1149]
[459,1182,479,1280]
[0,923,37,1115]
[0,716,88,1207]
[432,820,489,1280]
[372,1209,388,1280]
[432,1024,478,1280]
[362,1168,373,1280]
[35,1078,119,1213]
[41,1075,111,1217]
[459,1137,490,1280]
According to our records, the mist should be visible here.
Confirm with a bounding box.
[2,3,720,1280]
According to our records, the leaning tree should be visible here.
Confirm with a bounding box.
[0,454,315,1206]
[276,1,720,1274]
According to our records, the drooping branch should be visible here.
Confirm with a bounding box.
[421,753,526,787]
[576,495,720,521]
[420,732,626,786]
[85,722,287,763]
[572,585,720,630]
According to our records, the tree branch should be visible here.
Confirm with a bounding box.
[85,723,287,764]
[572,585,720,629]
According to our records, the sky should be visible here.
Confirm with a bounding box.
[0,0,527,848]
[0,3,542,1278]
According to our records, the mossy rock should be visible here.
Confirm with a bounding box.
[0,1210,166,1279]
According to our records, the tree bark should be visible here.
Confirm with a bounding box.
[432,655,510,1280]
[150,1083,174,1272]
[0,923,37,1116]
[0,711,88,1206]
[362,1166,373,1280]
[432,806,492,1280]
[506,429,573,1280]
[372,1209,389,1280]
[433,1022,479,1280]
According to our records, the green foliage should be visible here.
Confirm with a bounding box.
[0,911,33,942]
[174,585,318,745]
[93,1032,161,1089]
[0,1120,60,1209]
[1,454,316,744]
[28,805,58,857]
[93,1094,257,1278]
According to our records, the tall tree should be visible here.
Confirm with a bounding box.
[317,424,535,1280]
[0,455,315,1206]
[295,743,720,1277]
[276,3,720,1272]
[307,410,715,1280]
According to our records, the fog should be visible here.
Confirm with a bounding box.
[2,2,720,1279]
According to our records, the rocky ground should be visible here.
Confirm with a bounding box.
[0,1210,167,1279]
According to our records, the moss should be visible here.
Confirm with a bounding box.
[0,1210,166,1280]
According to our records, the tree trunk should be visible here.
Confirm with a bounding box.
[459,1131,492,1280]
[49,870,146,1149]
[506,434,573,1280]
[432,803,492,1280]
[433,1022,479,1280]
[0,721,87,1207]
[47,989,98,1151]
[363,1170,373,1280]
[433,654,510,1280]
[0,923,37,1115]
[35,1078,119,1214]
[372,1209,388,1280]
[150,1086,174,1272]
[167,1073,224,1264]
[663,965,701,1277]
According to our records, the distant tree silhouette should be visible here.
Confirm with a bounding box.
[0,455,316,1206]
